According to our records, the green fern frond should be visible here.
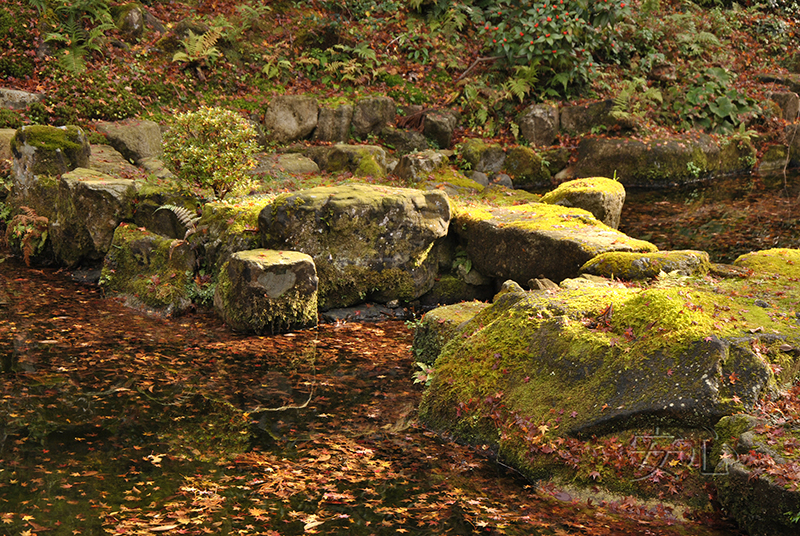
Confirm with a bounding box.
[155,204,200,231]
[505,77,531,103]
[174,27,222,64]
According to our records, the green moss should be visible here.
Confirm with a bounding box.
[502,146,550,185]
[458,138,490,168]
[581,250,710,280]
[101,223,194,309]
[11,125,84,154]
[541,177,624,205]
[353,148,386,177]
[425,167,484,194]
[733,248,800,278]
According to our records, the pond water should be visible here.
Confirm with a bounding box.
[0,254,745,535]
[620,171,800,263]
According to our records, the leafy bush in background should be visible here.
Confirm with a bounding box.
[479,0,632,97]
[163,107,259,201]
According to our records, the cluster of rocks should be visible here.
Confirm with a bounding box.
[3,119,660,329]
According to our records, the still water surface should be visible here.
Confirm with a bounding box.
[0,255,744,535]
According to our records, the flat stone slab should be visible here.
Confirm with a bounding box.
[454,203,656,284]
[214,249,318,334]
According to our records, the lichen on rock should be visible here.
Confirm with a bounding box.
[259,183,450,309]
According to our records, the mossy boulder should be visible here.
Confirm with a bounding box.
[540,177,625,229]
[11,125,90,196]
[454,202,656,284]
[417,274,495,309]
[733,248,800,278]
[189,197,270,273]
[258,183,450,309]
[412,301,489,365]
[306,144,388,178]
[418,279,800,445]
[573,134,721,187]
[214,249,318,334]
[459,139,505,174]
[581,250,711,280]
[101,223,195,314]
[714,414,800,536]
[502,146,551,188]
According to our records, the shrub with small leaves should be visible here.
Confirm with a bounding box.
[163,107,259,200]
[480,0,631,97]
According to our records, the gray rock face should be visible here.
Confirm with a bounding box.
[313,104,353,142]
[766,90,800,122]
[518,103,559,146]
[574,134,721,187]
[540,177,626,229]
[95,118,163,164]
[11,125,91,197]
[352,96,396,139]
[214,249,318,334]
[380,127,429,155]
[559,100,617,135]
[88,144,142,177]
[393,149,448,181]
[258,183,450,309]
[52,168,137,266]
[0,88,44,111]
[422,109,458,149]
[455,203,655,283]
[264,95,319,143]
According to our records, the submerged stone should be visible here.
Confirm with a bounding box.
[214,249,318,334]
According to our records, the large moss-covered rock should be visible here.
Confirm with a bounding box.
[581,250,711,280]
[101,223,195,314]
[454,203,655,284]
[733,248,800,278]
[214,249,318,334]
[574,135,721,187]
[540,177,625,229]
[11,125,90,196]
[418,279,800,443]
[258,183,450,309]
